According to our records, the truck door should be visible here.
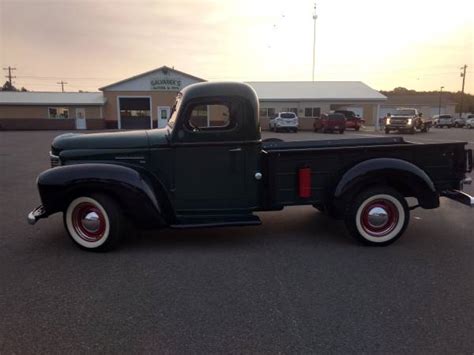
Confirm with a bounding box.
[172,98,260,214]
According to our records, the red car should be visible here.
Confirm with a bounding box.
[334,110,364,131]
[313,113,346,134]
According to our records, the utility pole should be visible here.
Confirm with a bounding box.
[459,65,467,119]
[2,66,17,87]
[312,2,317,82]
[438,86,444,116]
[57,80,68,92]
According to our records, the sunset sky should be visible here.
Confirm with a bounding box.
[1,0,472,93]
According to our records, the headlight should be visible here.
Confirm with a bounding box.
[386,118,391,124]
[407,118,413,125]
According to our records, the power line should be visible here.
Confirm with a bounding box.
[16,75,120,81]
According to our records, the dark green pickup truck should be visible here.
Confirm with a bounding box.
[28,82,473,251]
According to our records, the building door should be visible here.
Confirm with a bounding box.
[75,108,87,129]
[157,106,170,129]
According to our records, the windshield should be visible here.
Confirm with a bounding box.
[280,113,296,118]
[335,110,355,117]
[167,94,182,129]
[394,109,416,116]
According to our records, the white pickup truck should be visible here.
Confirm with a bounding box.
[385,108,432,134]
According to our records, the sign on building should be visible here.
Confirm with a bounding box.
[150,78,182,91]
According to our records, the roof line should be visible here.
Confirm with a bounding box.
[0,103,104,106]
[99,66,205,90]
[259,98,387,102]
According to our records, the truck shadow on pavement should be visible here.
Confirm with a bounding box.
[122,207,352,251]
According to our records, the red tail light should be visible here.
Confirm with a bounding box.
[298,167,311,198]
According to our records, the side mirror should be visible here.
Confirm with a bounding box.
[419,113,423,117]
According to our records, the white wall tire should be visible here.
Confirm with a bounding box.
[345,187,409,246]
[64,194,124,251]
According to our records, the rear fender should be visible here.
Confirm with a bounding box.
[37,163,173,228]
[333,158,438,209]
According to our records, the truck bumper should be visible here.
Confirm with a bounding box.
[441,190,474,207]
[27,205,47,225]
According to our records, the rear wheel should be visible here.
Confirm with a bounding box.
[344,186,409,246]
[385,128,390,134]
[64,194,126,251]
[355,126,360,131]
[339,129,344,134]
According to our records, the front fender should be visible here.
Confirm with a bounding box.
[37,163,169,228]
[334,158,438,209]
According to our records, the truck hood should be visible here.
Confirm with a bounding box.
[51,130,152,153]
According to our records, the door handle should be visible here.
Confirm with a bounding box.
[229,147,242,152]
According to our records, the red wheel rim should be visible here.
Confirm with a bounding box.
[360,199,399,237]
[71,202,106,242]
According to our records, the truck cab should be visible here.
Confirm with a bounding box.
[28,82,473,251]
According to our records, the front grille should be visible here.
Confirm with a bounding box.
[49,152,61,168]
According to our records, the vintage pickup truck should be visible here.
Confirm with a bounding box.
[28,82,473,251]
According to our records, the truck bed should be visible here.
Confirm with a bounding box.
[261,136,468,208]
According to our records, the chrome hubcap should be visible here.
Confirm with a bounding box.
[367,207,389,227]
[81,211,100,233]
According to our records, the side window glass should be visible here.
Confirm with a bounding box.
[188,103,231,130]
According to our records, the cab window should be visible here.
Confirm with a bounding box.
[186,102,233,131]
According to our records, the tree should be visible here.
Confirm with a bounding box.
[1,81,17,91]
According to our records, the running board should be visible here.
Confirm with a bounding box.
[170,214,261,229]
[442,190,474,207]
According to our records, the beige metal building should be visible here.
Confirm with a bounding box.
[0,92,105,130]
[248,81,387,129]
[1,66,395,130]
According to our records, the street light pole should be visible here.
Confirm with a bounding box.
[438,86,444,116]
[459,65,467,119]
[312,2,317,82]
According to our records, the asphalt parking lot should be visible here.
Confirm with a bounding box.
[1,128,473,353]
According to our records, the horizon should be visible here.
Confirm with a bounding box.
[1,0,472,94]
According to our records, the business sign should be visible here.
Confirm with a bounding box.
[150,77,182,91]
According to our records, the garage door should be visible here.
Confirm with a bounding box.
[119,97,151,129]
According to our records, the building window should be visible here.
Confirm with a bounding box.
[304,107,321,117]
[48,107,69,119]
[260,108,276,118]
[282,107,298,114]
[188,104,230,129]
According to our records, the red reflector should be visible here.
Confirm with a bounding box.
[298,167,311,198]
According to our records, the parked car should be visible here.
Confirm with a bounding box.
[28,82,473,251]
[313,113,346,134]
[334,110,364,131]
[385,108,432,134]
[466,115,474,129]
[433,114,454,128]
[269,112,299,132]
[454,117,466,128]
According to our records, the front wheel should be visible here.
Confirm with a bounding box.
[344,186,409,246]
[385,128,390,134]
[64,194,126,251]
